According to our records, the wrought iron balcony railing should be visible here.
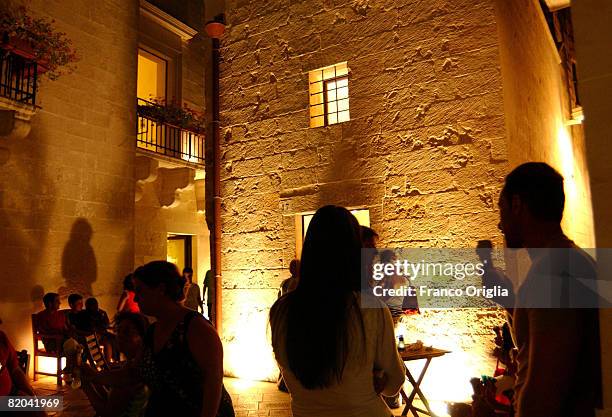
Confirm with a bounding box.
[136,98,205,165]
[0,48,38,106]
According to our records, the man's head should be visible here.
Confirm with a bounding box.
[85,297,99,312]
[183,267,194,284]
[42,293,60,311]
[498,162,565,248]
[68,293,83,312]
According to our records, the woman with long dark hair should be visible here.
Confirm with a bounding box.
[270,206,405,417]
[133,261,234,417]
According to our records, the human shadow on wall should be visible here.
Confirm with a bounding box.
[59,218,97,298]
[30,285,45,312]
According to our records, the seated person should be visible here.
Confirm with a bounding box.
[65,293,84,329]
[36,292,83,383]
[80,312,149,417]
[0,330,36,396]
[74,298,115,362]
[37,292,71,352]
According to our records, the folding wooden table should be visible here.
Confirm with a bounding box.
[399,347,450,417]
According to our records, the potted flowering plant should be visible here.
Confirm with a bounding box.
[138,97,206,134]
[0,6,79,80]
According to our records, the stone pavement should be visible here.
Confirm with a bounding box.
[32,375,450,417]
[31,376,294,417]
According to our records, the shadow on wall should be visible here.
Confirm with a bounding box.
[59,218,97,298]
[30,285,45,312]
[0,125,54,306]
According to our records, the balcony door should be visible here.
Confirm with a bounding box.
[137,48,167,153]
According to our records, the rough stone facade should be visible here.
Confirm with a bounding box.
[0,0,209,356]
[0,0,138,351]
[494,0,595,248]
[219,0,508,389]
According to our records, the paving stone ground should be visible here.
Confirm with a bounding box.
[32,375,451,417]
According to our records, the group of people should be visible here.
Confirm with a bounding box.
[0,264,230,417]
[269,162,602,417]
[0,161,602,417]
[73,263,233,417]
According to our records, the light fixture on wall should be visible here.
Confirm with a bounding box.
[205,14,225,39]
[566,106,585,125]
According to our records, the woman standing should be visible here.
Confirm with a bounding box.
[133,261,234,417]
[270,205,405,417]
[117,274,140,313]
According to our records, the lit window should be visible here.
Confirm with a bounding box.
[299,208,369,246]
[137,49,167,101]
[137,49,167,153]
[308,62,350,128]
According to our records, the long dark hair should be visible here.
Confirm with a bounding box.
[272,205,365,389]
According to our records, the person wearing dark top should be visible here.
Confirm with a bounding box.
[133,261,234,417]
[489,162,602,417]
[65,293,84,328]
[74,298,115,362]
[0,330,36,397]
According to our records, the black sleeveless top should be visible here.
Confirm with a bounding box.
[140,311,234,417]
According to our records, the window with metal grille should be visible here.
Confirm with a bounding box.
[308,62,350,128]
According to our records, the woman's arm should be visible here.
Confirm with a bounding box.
[187,317,224,417]
[373,306,405,396]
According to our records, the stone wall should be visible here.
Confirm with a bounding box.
[572,0,612,412]
[493,0,595,248]
[219,0,508,393]
[135,0,210,287]
[0,0,138,351]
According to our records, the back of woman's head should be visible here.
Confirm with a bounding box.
[123,273,135,291]
[134,261,186,302]
[298,205,362,295]
[276,205,364,389]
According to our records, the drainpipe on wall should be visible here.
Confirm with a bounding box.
[205,17,225,333]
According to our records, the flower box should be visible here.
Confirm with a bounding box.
[0,7,78,81]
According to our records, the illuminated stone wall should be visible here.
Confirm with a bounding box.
[565,1,612,412]
[134,0,211,287]
[494,0,595,248]
[0,0,138,351]
[219,0,509,391]
[0,0,210,362]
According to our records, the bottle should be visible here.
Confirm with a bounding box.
[398,335,405,351]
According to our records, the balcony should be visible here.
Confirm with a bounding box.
[0,48,38,142]
[0,47,38,106]
[136,97,205,166]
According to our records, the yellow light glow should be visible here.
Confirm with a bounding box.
[137,49,166,101]
[224,292,278,381]
[396,309,504,404]
[137,49,167,152]
[302,208,370,240]
[37,356,67,375]
[555,120,595,247]
[308,63,350,127]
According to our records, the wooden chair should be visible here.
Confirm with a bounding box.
[84,333,109,372]
[31,313,65,385]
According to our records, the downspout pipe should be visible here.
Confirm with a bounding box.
[205,17,225,333]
